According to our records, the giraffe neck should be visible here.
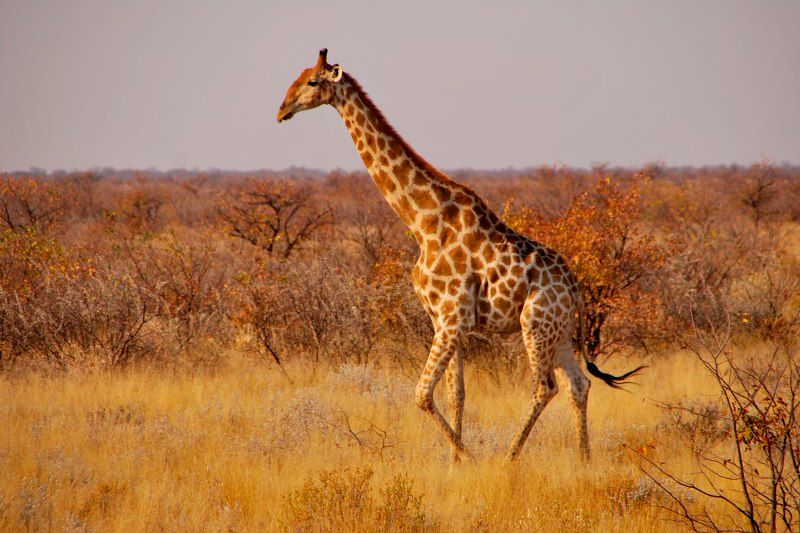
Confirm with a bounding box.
[332,75,456,241]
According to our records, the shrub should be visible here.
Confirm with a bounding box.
[282,467,426,532]
[505,172,666,360]
[2,165,799,374]
[0,176,65,232]
[217,178,333,258]
[284,259,382,365]
[0,227,78,297]
[0,273,156,370]
[114,231,232,352]
[637,317,800,532]
[370,246,433,364]
[116,177,174,232]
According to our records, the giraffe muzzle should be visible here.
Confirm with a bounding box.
[277,103,295,123]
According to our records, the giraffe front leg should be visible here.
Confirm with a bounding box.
[445,345,465,463]
[415,328,472,461]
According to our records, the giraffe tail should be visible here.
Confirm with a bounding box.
[575,290,587,361]
[585,360,647,389]
[575,290,647,389]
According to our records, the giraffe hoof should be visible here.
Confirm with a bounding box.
[457,447,475,463]
[505,449,521,462]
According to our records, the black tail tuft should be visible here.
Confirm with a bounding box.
[585,361,647,389]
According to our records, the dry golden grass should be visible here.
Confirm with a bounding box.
[0,351,729,531]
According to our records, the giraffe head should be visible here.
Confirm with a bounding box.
[277,48,344,122]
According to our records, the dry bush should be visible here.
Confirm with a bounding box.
[655,399,730,450]
[737,162,780,229]
[281,467,427,532]
[276,393,399,459]
[370,247,433,367]
[61,172,104,221]
[0,227,78,297]
[343,197,401,267]
[729,255,800,350]
[0,226,95,370]
[113,177,175,232]
[0,175,66,232]
[217,177,333,258]
[460,333,528,381]
[234,253,384,367]
[454,165,597,216]
[170,175,219,227]
[231,263,291,370]
[658,215,746,336]
[655,163,799,346]
[325,171,409,267]
[282,258,382,365]
[637,316,800,532]
[0,209,231,371]
[0,273,156,370]
[113,231,233,354]
[1,164,799,375]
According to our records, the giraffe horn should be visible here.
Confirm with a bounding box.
[317,48,329,68]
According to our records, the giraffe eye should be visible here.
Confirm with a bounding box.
[307,80,318,87]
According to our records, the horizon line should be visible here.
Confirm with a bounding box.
[3,160,799,176]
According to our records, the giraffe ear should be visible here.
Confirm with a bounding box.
[328,64,343,83]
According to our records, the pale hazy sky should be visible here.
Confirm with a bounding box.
[1,1,798,172]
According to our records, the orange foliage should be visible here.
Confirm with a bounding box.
[1,163,798,371]
[0,175,65,232]
[505,172,667,359]
[0,227,94,298]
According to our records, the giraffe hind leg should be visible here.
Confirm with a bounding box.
[445,345,465,463]
[506,319,559,461]
[555,336,591,461]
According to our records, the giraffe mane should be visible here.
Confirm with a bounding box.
[343,72,454,184]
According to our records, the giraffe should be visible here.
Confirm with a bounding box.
[277,49,644,462]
